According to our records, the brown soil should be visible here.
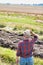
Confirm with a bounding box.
[0,5,43,15]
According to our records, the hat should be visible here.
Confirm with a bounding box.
[23,30,31,37]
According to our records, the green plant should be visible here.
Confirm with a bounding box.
[0,24,5,28]
[0,47,16,63]
[39,31,43,35]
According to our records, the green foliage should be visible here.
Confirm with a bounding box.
[34,57,43,65]
[0,47,16,64]
[39,31,43,35]
[0,59,11,65]
[0,24,5,28]
[13,25,23,30]
[0,13,43,35]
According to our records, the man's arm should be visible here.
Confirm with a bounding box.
[16,42,21,65]
[16,55,19,65]
[30,31,38,42]
[16,42,21,56]
[30,31,38,52]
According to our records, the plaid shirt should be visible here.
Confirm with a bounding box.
[16,35,38,58]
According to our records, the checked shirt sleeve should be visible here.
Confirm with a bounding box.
[16,42,21,56]
[34,35,38,42]
[31,34,38,44]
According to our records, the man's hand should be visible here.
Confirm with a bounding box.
[16,56,19,65]
[30,31,37,36]
[30,31,34,36]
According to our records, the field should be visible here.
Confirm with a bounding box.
[0,4,43,15]
[0,13,43,65]
[0,12,43,40]
[0,5,43,65]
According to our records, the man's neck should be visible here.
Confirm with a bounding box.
[24,38,29,40]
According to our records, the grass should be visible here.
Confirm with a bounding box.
[0,47,16,63]
[0,46,43,65]
[34,57,43,65]
[0,59,11,65]
[0,13,43,31]
[0,13,43,37]
[0,24,6,28]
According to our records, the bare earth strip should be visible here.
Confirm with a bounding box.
[0,4,43,15]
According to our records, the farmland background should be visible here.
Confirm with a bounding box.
[0,4,43,65]
[0,4,43,15]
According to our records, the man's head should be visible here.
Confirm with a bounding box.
[23,30,31,39]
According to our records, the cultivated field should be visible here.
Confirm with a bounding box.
[0,4,43,15]
[0,4,43,65]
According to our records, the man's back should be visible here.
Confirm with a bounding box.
[18,39,33,58]
[16,35,37,58]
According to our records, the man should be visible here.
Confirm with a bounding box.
[16,30,38,65]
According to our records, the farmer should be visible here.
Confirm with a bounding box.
[16,30,38,65]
